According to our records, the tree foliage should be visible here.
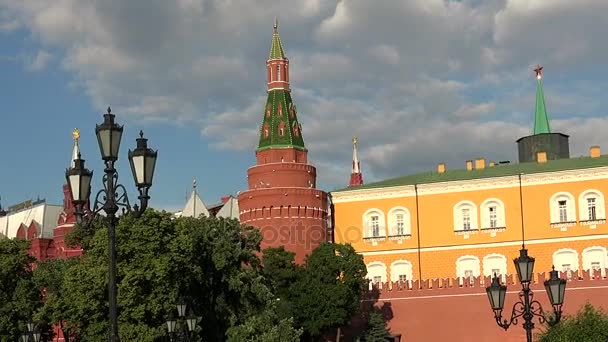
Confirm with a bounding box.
[263,243,368,340]
[538,303,608,342]
[364,310,389,342]
[0,238,40,341]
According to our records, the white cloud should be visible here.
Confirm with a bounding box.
[3,0,608,190]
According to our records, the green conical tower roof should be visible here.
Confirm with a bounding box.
[533,65,551,134]
[257,19,306,152]
[269,17,286,60]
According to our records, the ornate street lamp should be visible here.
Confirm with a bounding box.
[486,247,567,342]
[21,321,41,342]
[165,298,201,342]
[65,107,158,342]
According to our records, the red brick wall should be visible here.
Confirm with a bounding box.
[352,270,608,342]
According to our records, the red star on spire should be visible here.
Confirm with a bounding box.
[534,64,543,80]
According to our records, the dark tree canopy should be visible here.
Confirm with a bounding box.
[538,303,608,342]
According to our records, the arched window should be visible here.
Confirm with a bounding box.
[453,201,478,231]
[553,248,579,279]
[582,246,607,277]
[579,190,606,221]
[387,207,411,236]
[549,192,576,223]
[277,65,281,81]
[482,254,507,278]
[367,262,387,286]
[362,208,386,239]
[390,260,413,283]
[263,124,270,138]
[266,105,271,117]
[278,103,283,116]
[278,121,286,136]
[456,255,480,282]
[480,199,506,229]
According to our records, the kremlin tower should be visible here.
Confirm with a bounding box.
[349,136,364,187]
[238,19,329,264]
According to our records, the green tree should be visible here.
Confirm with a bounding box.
[537,303,608,342]
[288,242,367,340]
[48,210,299,341]
[364,310,389,342]
[0,238,40,341]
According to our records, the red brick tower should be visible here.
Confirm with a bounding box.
[349,136,364,187]
[238,19,329,264]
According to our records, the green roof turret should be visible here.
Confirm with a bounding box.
[533,64,551,135]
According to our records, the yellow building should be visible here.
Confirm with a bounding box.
[331,66,608,284]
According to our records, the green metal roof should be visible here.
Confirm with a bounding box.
[269,19,286,60]
[534,78,551,134]
[336,156,608,192]
[257,89,306,151]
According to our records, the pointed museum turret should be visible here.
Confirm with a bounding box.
[238,19,329,264]
[517,65,570,163]
[349,136,364,187]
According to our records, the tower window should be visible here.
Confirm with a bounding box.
[263,124,269,138]
[266,105,271,118]
[277,65,281,81]
[278,121,286,136]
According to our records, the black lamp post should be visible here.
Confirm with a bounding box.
[21,321,41,342]
[165,298,201,342]
[66,107,158,342]
[486,247,567,342]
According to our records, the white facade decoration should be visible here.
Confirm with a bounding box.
[387,206,411,236]
[456,255,481,278]
[453,201,478,231]
[582,246,608,277]
[390,260,413,282]
[480,198,506,229]
[367,262,388,285]
[0,202,62,239]
[482,254,507,278]
[578,189,606,221]
[552,248,579,278]
[549,192,576,223]
[362,208,386,238]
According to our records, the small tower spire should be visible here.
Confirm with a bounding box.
[71,128,81,167]
[533,64,551,135]
[349,136,364,187]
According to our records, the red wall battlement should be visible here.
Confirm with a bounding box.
[347,270,608,342]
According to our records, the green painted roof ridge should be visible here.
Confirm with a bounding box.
[335,156,608,192]
[269,22,286,60]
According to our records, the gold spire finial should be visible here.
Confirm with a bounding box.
[534,64,543,80]
[353,136,357,145]
[274,17,278,31]
[72,128,80,141]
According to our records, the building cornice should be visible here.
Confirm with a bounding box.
[331,166,608,203]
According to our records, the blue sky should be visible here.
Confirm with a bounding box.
[2,0,608,211]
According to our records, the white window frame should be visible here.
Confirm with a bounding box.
[582,246,607,277]
[482,254,507,280]
[549,192,576,224]
[453,201,478,232]
[552,248,579,278]
[390,260,414,283]
[366,262,387,288]
[481,198,506,229]
[456,255,481,280]
[387,207,411,237]
[578,190,606,221]
[362,209,386,240]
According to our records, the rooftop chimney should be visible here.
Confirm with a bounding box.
[437,163,446,174]
[590,146,601,158]
[475,158,486,170]
[537,151,547,163]
[466,160,473,171]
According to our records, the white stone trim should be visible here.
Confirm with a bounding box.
[366,261,388,284]
[453,200,478,231]
[482,253,507,278]
[390,259,414,282]
[359,234,608,256]
[552,248,579,277]
[330,167,608,203]
[582,246,608,277]
[549,192,577,224]
[456,255,481,279]
[362,208,386,239]
[480,198,506,229]
[578,189,606,221]
[387,206,412,236]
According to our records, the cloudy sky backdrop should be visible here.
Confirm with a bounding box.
[1,0,608,210]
